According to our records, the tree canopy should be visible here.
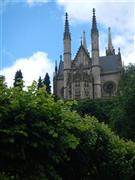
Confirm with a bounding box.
[13,70,23,88]
[43,73,51,94]
[0,79,135,180]
[110,64,135,140]
[37,76,43,89]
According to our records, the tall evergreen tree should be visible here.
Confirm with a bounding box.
[37,76,43,89]
[14,70,23,88]
[0,75,5,81]
[43,73,51,94]
[0,75,7,88]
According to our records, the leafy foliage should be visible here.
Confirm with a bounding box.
[72,98,114,124]
[58,116,135,180]
[13,70,23,88]
[0,79,135,179]
[111,64,135,140]
[0,173,16,180]
[37,76,43,89]
[0,82,79,179]
[43,73,51,94]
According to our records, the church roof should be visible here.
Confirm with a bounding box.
[99,54,122,73]
[74,44,91,63]
[56,54,122,79]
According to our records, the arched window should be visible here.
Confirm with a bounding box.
[61,87,64,97]
[103,81,116,96]
[75,88,80,99]
[75,81,80,87]
[84,81,89,87]
[68,84,72,98]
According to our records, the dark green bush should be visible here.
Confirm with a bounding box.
[0,80,135,179]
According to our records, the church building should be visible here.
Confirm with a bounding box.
[53,9,122,99]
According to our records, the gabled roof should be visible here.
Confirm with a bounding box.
[73,44,91,63]
[99,54,122,73]
[55,54,122,79]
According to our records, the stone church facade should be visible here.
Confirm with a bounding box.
[53,9,122,100]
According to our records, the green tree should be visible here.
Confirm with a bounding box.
[0,81,135,179]
[13,70,23,88]
[111,64,135,140]
[73,99,114,124]
[43,73,51,94]
[0,75,5,81]
[0,82,79,179]
[0,75,7,88]
[59,116,135,180]
[37,76,43,89]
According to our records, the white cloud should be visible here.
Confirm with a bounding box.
[0,0,49,13]
[57,0,135,65]
[122,51,135,65]
[57,0,134,31]
[0,51,54,88]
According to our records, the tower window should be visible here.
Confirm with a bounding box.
[84,81,89,87]
[75,89,80,99]
[103,81,116,96]
[68,84,72,98]
[75,81,80,87]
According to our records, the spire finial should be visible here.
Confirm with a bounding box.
[118,47,120,53]
[91,8,98,33]
[106,27,115,56]
[80,36,82,45]
[64,12,71,39]
[93,8,95,16]
[65,12,68,20]
[82,31,87,50]
[55,60,57,73]
[108,27,113,49]
[60,55,62,61]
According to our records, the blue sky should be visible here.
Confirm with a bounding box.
[0,0,134,86]
[1,1,63,66]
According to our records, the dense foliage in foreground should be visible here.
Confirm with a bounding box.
[0,78,135,180]
[73,64,135,141]
[72,98,114,124]
[111,64,135,140]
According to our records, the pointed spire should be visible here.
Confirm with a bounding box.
[80,36,82,46]
[108,27,113,51]
[118,48,122,62]
[60,55,62,62]
[118,47,121,54]
[64,12,71,39]
[55,60,57,73]
[106,27,115,56]
[82,31,87,50]
[59,55,62,69]
[91,8,98,33]
[58,55,63,73]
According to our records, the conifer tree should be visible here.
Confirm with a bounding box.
[43,73,51,94]
[14,70,23,88]
[37,76,43,89]
[0,75,7,88]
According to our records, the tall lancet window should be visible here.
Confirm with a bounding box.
[75,80,80,99]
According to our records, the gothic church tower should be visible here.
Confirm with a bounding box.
[63,13,71,99]
[91,8,101,98]
[53,9,122,100]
